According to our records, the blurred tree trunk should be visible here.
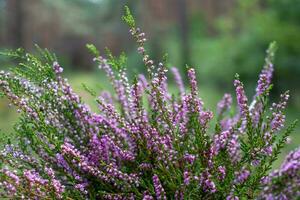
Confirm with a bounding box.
[176,0,190,67]
[201,0,216,35]
[200,0,236,35]
[6,0,25,48]
[141,0,166,64]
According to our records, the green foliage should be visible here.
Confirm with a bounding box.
[86,43,100,57]
[105,48,127,70]
[122,5,135,28]
[82,83,97,97]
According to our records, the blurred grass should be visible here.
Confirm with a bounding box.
[0,71,299,169]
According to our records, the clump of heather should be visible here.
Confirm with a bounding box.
[0,7,299,199]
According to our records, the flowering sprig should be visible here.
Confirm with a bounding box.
[0,7,298,200]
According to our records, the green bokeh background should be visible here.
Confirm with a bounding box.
[0,0,299,168]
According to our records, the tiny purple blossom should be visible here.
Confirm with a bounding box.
[217,93,232,116]
[153,175,167,200]
[234,77,249,118]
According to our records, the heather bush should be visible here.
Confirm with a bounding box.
[0,7,299,200]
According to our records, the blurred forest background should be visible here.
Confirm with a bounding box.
[0,0,299,166]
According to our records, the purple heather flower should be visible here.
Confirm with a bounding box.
[234,78,249,118]
[53,61,64,75]
[51,178,65,199]
[183,170,191,185]
[75,182,89,194]
[256,74,269,96]
[255,55,274,97]
[0,181,16,196]
[153,175,167,200]
[227,134,241,163]
[218,166,226,180]
[23,170,48,185]
[234,168,250,184]
[220,115,239,131]
[263,145,273,156]
[2,169,20,185]
[138,47,145,54]
[199,110,213,129]
[171,67,185,96]
[226,195,239,200]
[143,194,154,200]
[183,153,196,164]
[269,91,289,133]
[100,91,114,105]
[217,93,232,116]
[200,171,217,193]
[139,163,152,170]
[281,147,300,175]
[174,190,184,200]
[213,130,231,154]
[187,68,198,98]
[249,100,263,127]
[204,178,216,193]
[271,113,285,131]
